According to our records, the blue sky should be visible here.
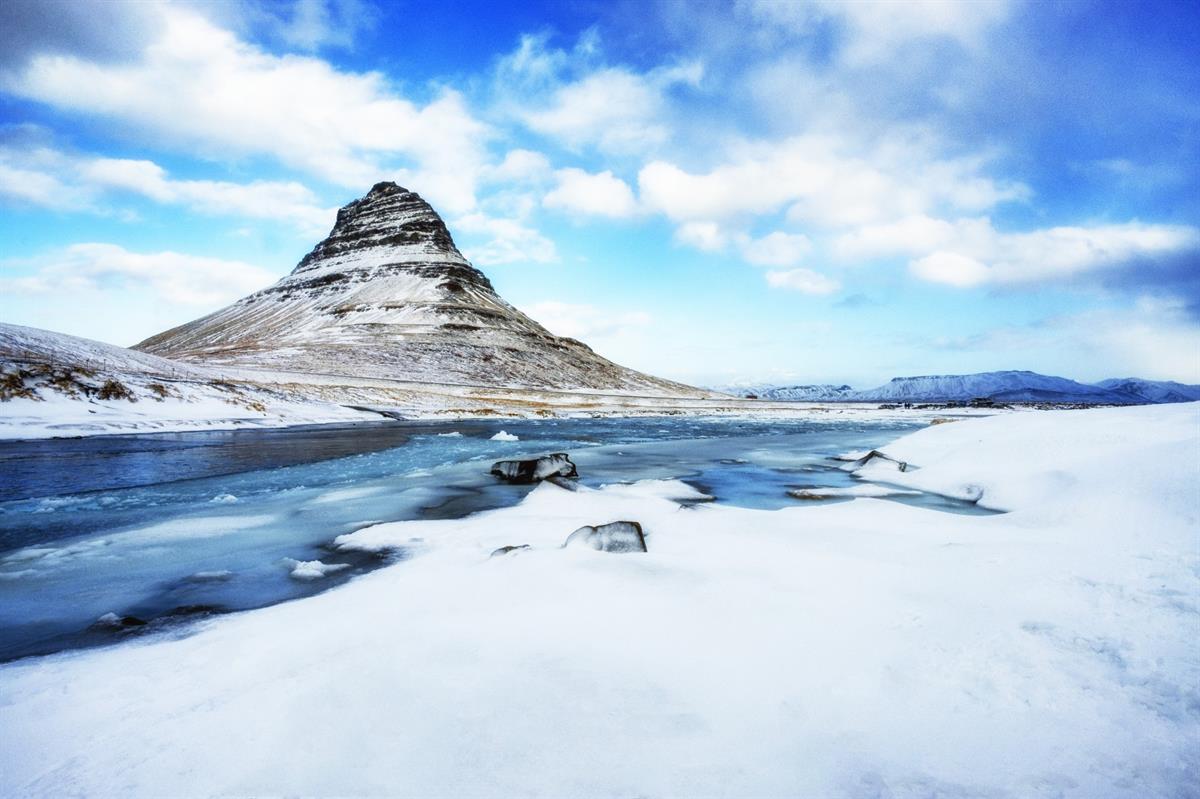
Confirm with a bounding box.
[1,0,1197,387]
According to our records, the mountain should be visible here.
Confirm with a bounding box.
[857,371,1134,404]
[757,384,856,401]
[136,182,704,397]
[1095,378,1200,404]
[737,370,1163,404]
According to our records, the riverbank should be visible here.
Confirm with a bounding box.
[0,403,1196,797]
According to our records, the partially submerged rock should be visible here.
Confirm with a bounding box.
[490,544,531,558]
[490,453,578,484]
[839,449,908,472]
[563,521,647,553]
[92,612,147,630]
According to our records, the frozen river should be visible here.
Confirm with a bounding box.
[0,415,992,661]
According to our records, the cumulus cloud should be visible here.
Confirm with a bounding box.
[902,221,1200,287]
[5,6,489,212]
[0,144,334,234]
[0,0,162,70]
[0,243,277,306]
[520,301,651,340]
[739,231,812,266]
[497,31,701,156]
[453,213,558,266]
[543,168,638,218]
[671,222,722,252]
[638,134,1027,231]
[764,268,840,294]
[740,0,1013,65]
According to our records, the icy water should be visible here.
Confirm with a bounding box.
[0,417,988,661]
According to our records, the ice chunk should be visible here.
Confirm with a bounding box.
[286,559,350,580]
[491,430,519,441]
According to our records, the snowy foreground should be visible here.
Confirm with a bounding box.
[1,404,1197,797]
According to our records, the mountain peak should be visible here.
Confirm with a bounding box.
[295,182,462,275]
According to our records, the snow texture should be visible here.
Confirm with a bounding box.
[0,403,1196,797]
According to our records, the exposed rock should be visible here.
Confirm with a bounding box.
[133,182,708,396]
[491,453,578,484]
[490,544,531,558]
[92,612,147,629]
[563,521,647,553]
[840,450,908,473]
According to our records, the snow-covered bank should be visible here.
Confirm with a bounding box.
[0,322,381,439]
[0,404,1196,797]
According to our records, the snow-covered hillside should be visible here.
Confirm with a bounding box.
[859,370,1131,403]
[1096,377,1200,404]
[0,323,375,439]
[136,182,708,397]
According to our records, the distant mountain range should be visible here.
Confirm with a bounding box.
[715,371,1200,405]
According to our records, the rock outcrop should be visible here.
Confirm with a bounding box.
[135,182,706,395]
[562,521,647,553]
[490,453,578,484]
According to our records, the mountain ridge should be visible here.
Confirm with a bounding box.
[718,370,1200,404]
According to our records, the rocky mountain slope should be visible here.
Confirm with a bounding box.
[1095,378,1200,404]
[136,182,705,397]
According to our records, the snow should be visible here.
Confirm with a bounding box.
[285,559,350,580]
[490,430,519,441]
[0,404,1196,797]
[0,322,381,440]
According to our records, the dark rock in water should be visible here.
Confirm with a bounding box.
[491,453,578,484]
[92,612,147,630]
[490,544,531,557]
[843,449,908,472]
[563,521,647,553]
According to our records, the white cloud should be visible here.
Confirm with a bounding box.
[638,134,1027,231]
[740,0,1013,64]
[906,221,1200,287]
[0,243,277,306]
[0,159,78,209]
[499,32,701,156]
[543,168,638,218]
[739,231,811,266]
[453,213,558,266]
[0,144,333,234]
[674,221,727,252]
[520,301,652,340]
[485,149,553,184]
[764,268,840,294]
[910,251,991,287]
[6,6,489,212]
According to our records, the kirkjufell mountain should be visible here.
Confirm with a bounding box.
[136,182,703,396]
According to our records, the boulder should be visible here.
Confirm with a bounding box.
[843,449,908,472]
[490,544,531,558]
[562,521,646,553]
[490,453,578,484]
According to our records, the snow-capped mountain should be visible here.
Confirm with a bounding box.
[136,182,705,397]
[857,371,1133,403]
[757,385,857,401]
[739,370,1188,404]
[1095,378,1200,404]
